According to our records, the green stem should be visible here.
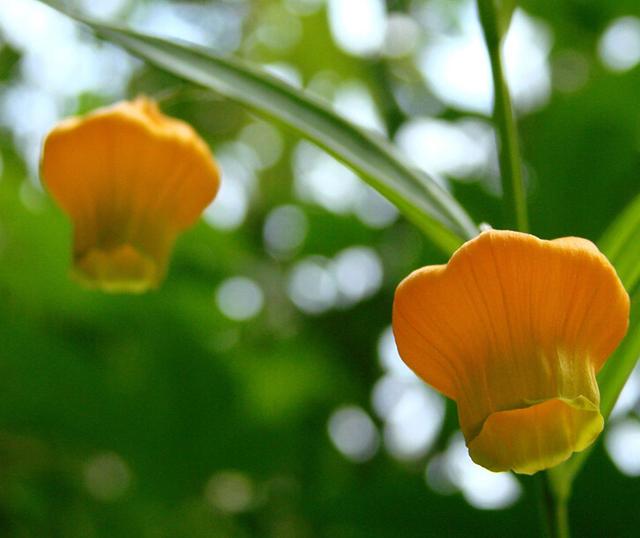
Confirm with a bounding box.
[539,473,570,538]
[477,0,529,232]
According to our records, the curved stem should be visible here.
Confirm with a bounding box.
[477,0,529,232]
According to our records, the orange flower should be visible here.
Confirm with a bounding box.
[392,230,629,474]
[41,97,220,293]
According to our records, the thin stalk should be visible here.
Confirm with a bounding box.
[539,473,570,538]
[477,0,529,232]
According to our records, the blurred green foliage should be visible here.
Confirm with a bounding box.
[1,0,640,536]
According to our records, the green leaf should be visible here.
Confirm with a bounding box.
[37,0,478,254]
[549,190,640,492]
[597,289,640,419]
[597,190,640,423]
[599,192,640,292]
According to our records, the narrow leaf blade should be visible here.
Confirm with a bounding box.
[38,0,478,254]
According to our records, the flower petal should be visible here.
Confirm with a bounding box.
[392,230,629,473]
[41,97,220,292]
[468,397,603,474]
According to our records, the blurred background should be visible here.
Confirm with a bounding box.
[0,0,640,536]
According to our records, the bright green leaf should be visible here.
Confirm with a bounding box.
[600,191,640,291]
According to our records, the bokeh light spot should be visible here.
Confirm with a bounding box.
[204,143,258,231]
[284,0,324,17]
[445,433,521,510]
[239,121,284,170]
[426,453,459,495]
[328,406,380,462]
[79,0,128,18]
[263,205,308,259]
[383,13,419,58]
[354,187,398,229]
[605,419,640,476]
[288,257,337,314]
[204,178,248,231]
[377,325,415,378]
[293,142,361,215]
[256,5,302,53]
[84,452,132,502]
[205,471,254,514]
[333,81,385,134]
[383,384,445,461]
[419,2,551,115]
[598,17,640,72]
[262,62,303,87]
[327,0,386,57]
[216,277,264,321]
[331,246,383,305]
[611,366,640,419]
[396,118,496,182]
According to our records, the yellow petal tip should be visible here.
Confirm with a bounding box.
[467,397,603,475]
[73,245,161,294]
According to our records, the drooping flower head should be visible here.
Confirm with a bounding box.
[41,97,220,293]
[393,230,629,474]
